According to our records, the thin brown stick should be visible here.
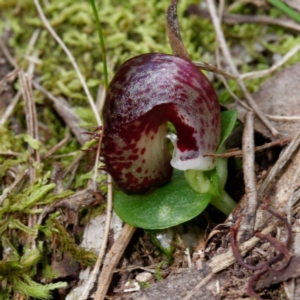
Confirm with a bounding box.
[193,61,236,79]
[64,162,79,190]
[206,0,279,137]
[89,224,136,300]
[266,114,300,121]
[79,176,114,300]
[187,5,300,32]
[204,137,291,158]
[0,29,41,128]
[42,134,70,160]
[209,224,275,273]
[240,43,300,81]
[62,152,85,179]
[19,71,40,182]
[0,38,18,68]
[0,90,22,125]
[0,68,19,94]
[92,128,104,190]
[0,170,28,206]
[19,70,41,246]
[240,112,257,242]
[113,263,158,273]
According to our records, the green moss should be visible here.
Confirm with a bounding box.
[51,221,97,266]
[155,261,166,281]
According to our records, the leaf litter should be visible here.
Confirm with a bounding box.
[227,62,300,140]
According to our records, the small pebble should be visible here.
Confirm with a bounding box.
[136,272,153,283]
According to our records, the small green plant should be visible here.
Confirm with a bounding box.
[90,0,238,230]
[155,261,166,281]
[139,281,150,289]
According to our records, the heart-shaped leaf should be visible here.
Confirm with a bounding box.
[114,170,212,229]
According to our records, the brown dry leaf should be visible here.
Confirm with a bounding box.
[227,63,300,140]
[254,145,300,230]
[51,252,80,279]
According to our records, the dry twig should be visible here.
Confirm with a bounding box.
[206,0,279,137]
[239,112,257,242]
[19,70,41,246]
[240,43,300,81]
[0,90,22,125]
[79,175,115,300]
[0,38,18,68]
[91,224,136,300]
[187,5,300,33]
[0,170,28,206]
[209,224,275,273]
[62,152,85,179]
[19,70,40,182]
[42,134,71,160]
[193,61,236,79]
[204,137,291,158]
[0,68,19,94]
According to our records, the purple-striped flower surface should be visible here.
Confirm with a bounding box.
[103,53,221,194]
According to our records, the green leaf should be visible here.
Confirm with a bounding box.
[216,109,238,188]
[219,109,238,152]
[114,170,212,229]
